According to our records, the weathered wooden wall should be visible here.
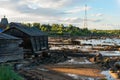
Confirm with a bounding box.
[0,39,23,62]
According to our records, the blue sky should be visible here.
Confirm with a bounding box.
[0,0,120,30]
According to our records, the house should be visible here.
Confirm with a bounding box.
[0,33,23,62]
[3,22,48,55]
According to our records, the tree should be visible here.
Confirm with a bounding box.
[33,23,40,29]
[57,24,64,35]
[23,23,32,27]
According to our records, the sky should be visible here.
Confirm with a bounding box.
[0,0,120,30]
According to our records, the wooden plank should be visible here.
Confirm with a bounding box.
[0,48,23,56]
[0,47,22,54]
[36,37,40,51]
[38,37,41,51]
[0,54,23,62]
[34,37,37,52]
[30,37,36,53]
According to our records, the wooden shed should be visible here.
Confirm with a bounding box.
[0,33,23,62]
[3,22,48,55]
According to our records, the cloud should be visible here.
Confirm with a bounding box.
[20,0,92,9]
[0,1,102,28]
[16,4,65,17]
[0,0,66,17]
[62,17,83,23]
[0,0,93,17]
[19,0,75,9]
[92,13,104,17]
[92,19,102,22]
[65,6,92,14]
[95,13,104,17]
[0,0,118,30]
[0,0,93,21]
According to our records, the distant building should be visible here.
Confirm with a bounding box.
[0,33,23,62]
[0,16,8,31]
[1,16,8,26]
[3,22,48,55]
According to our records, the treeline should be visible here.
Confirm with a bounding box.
[23,23,120,37]
[91,29,120,37]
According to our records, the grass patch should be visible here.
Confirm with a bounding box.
[0,64,23,80]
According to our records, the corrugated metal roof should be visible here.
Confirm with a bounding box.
[0,33,20,39]
[9,22,47,36]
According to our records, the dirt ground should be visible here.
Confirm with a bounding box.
[49,67,105,78]
[18,57,106,80]
[19,66,78,80]
[45,57,106,79]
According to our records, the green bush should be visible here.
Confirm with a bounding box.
[0,65,23,80]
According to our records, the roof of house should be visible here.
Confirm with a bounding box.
[9,22,47,36]
[0,33,20,39]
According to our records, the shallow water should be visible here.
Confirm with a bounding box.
[80,38,120,46]
[101,71,115,80]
